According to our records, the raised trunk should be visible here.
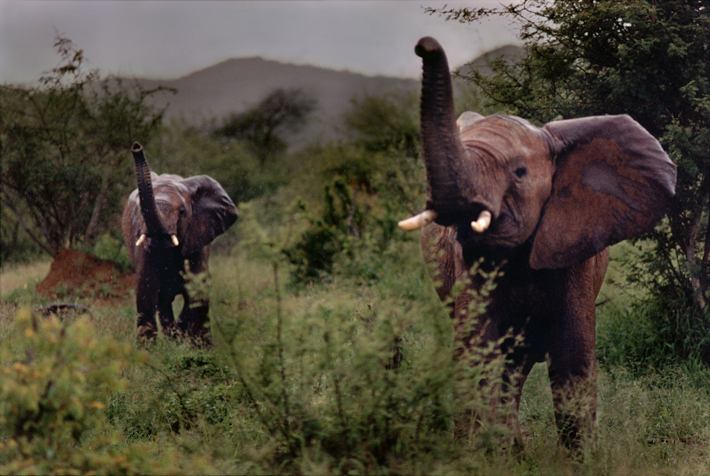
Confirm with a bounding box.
[131,143,165,236]
[416,37,475,223]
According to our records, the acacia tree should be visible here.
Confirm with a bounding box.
[0,36,170,257]
[429,0,709,317]
[214,88,316,167]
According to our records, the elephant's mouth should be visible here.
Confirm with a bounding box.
[454,218,491,248]
[136,232,181,249]
[441,205,495,248]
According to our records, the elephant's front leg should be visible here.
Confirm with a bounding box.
[157,290,177,337]
[135,264,160,340]
[453,346,532,449]
[547,348,597,450]
[454,363,533,449]
[547,253,607,449]
[452,290,531,448]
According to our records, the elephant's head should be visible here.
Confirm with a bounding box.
[400,37,677,269]
[127,142,238,259]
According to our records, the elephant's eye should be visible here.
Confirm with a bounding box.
[178,207,187,216]
[514,167,528,179]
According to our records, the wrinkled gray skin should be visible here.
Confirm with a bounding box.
[122,143,238,345]
[402,37,676,448]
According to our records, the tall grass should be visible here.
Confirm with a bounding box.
[1,247,709,474]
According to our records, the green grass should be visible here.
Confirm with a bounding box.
[0,259,51,301]
[1,248,709,475]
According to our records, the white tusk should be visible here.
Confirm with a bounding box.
[135,234,146,247]
[398,210,438,231]
[171,234,179,246]
[471,210,492,233]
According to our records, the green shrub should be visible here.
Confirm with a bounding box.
[598,296,710,383]
[92,232,132,272]
[0,308,167,474]
[284,176,421,286]
[207,258,522,473]
[283,179,364,281]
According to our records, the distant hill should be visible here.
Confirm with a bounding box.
[456,45,526,78]
[134,57,418,147]
[131,46,525,148]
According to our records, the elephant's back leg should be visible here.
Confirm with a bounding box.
[178,250,212,346]
[179,297,210,345]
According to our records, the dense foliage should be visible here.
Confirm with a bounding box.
[2,249,709,474]
[429,0,710,365]
[283,91,425,282]
[0,310,167,474]
[0,36,169,261]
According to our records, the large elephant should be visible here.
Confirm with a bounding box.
[122,143,238,344]
[399,37,677,448]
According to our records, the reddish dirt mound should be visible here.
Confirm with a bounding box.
[37,248,134,305]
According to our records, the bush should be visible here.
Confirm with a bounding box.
[283,179,365,281]
[0,308,165,474]
[92,232,132,272]
[598,295,710,383]
[205,257,524,473]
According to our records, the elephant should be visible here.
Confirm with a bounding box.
[122,142,238,345]
[398,37,677,448]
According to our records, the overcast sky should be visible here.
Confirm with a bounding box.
[0,1,521,85]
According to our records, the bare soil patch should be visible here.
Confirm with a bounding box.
[37,248,134,306]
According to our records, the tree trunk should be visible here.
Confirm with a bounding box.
[1,191,56,256]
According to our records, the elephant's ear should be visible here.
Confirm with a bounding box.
[529,115,676,270]
[457,111,485,133]
[181,175,239,257]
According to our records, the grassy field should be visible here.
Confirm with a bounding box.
[1,244,709,475]
[0,259,51,300]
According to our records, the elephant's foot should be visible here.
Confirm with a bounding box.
[551,380,597,451]
[159,322,179,339]
[453,408,523,453]
[554,411,596,452]
[176,322,212,348]
[193,332,213,349]
[178,304,212,347]
[136,323,158,342]
[179,327,212,348]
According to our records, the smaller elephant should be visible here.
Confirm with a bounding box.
[122,143,238,344]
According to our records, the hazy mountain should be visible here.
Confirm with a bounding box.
[131,45,525,148]
[135,57,418,147]
[456,45,526,78]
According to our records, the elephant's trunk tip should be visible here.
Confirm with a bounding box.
[415,37,444,59]
[131,143,147,165]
